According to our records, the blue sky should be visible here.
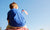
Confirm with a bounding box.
[0,0,50,30]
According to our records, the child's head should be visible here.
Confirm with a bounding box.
[9,2,18,9]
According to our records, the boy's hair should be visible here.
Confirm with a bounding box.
[9,2,18,9]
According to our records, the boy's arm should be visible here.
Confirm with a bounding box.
[7,13,9,23]
[22,9,28,15]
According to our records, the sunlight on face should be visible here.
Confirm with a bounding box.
[12,4,18,9]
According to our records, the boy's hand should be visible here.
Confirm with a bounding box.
[22,9,28,15]
[24,10,28,15]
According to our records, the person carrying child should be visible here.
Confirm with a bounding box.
[6,2,28,29]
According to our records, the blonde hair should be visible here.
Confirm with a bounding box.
[9,2,18,9]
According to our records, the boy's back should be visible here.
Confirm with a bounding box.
[7,8,26,27]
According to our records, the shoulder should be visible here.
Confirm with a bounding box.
[7,10,12,14]
[7,10,10,14]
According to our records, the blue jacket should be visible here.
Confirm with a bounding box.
[7,8,26,27]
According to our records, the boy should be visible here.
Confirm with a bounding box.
[6,2,28,29]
